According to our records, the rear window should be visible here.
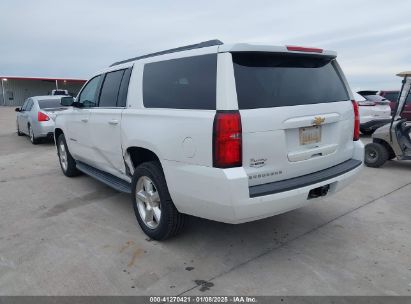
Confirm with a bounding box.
[53,90,68,95]
[232,53,349,109]
[143,54,217,110]
[38,99,61,109]
[363,95,388,102]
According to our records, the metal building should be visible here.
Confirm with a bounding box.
[0,76,86,106]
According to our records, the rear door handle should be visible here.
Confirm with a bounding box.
[108,119,119,125]
[81,118,89,123]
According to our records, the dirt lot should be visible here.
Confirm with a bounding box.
[0,106,410,295]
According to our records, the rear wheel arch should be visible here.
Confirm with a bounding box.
[373,138,396,159]
[54,128,64,143]
[125,147,161,171]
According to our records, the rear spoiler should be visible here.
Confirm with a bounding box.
[357,90,378,96]
[218,43,337,58]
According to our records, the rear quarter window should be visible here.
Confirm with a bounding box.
[143,54,217,110]
[99,70,125,107]
[232,52,349,109]
[26,100,34,111]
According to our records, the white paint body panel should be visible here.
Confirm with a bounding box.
[88,108,125,177]
[55,43,363,224]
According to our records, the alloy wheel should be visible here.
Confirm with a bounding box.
[135,176,161,229]
[59,141,68,171]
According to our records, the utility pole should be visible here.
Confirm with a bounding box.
[1,79,7,106]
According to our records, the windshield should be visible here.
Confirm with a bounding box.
[383,92,399,102]
[385,92,411,103]
[232,53,349,109]
[38,99,62,109]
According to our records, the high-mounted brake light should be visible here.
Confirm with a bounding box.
[38,112,50,122]
[213,111,242,168]
[286,45,323,53]
[352,100,360,141]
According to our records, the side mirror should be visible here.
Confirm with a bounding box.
[15,107,21,112]
[60,96,74,106]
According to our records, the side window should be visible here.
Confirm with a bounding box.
[98,70,125,107]
[26,100,34,111]
[117,68,132,107]
[21,99,29,111]
[78,75,102,108]
[143,54,217,110]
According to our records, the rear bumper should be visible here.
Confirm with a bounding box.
[34,121,55,138]
[360,119,391,132]
[249,159,361,198]
[163,141,364,224]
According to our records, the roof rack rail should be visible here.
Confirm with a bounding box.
[110,39,223,67]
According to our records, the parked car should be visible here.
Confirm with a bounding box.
[379,90,411,120]
[54,40,364,240]
[15,96,68,144]
[51,89,69,96]
[355,91,391,135]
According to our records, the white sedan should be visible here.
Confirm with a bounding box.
[354,92,391,135]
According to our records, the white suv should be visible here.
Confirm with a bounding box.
[55,40,364,240]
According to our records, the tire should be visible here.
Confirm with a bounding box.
[364,143,389,168]
[16,122,24,136]
[131,161,187,240]
[28,125,40,144]
[57,134,80,177]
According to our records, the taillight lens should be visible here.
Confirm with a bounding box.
[352,100,360,141]
[213,111,242,168]
[38,112,50,122]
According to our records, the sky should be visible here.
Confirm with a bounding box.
[1,0,410,91]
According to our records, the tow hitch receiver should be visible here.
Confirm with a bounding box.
[308,184,330,199]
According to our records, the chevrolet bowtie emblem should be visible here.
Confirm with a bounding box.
[312,116,325,126]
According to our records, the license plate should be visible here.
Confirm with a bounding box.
[299,126,321,145]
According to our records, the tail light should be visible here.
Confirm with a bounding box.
[358,100,376,106]
[38,112,50,122]
[213,111,242,168]
[352,100,360,141]
[286,45,323,53]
